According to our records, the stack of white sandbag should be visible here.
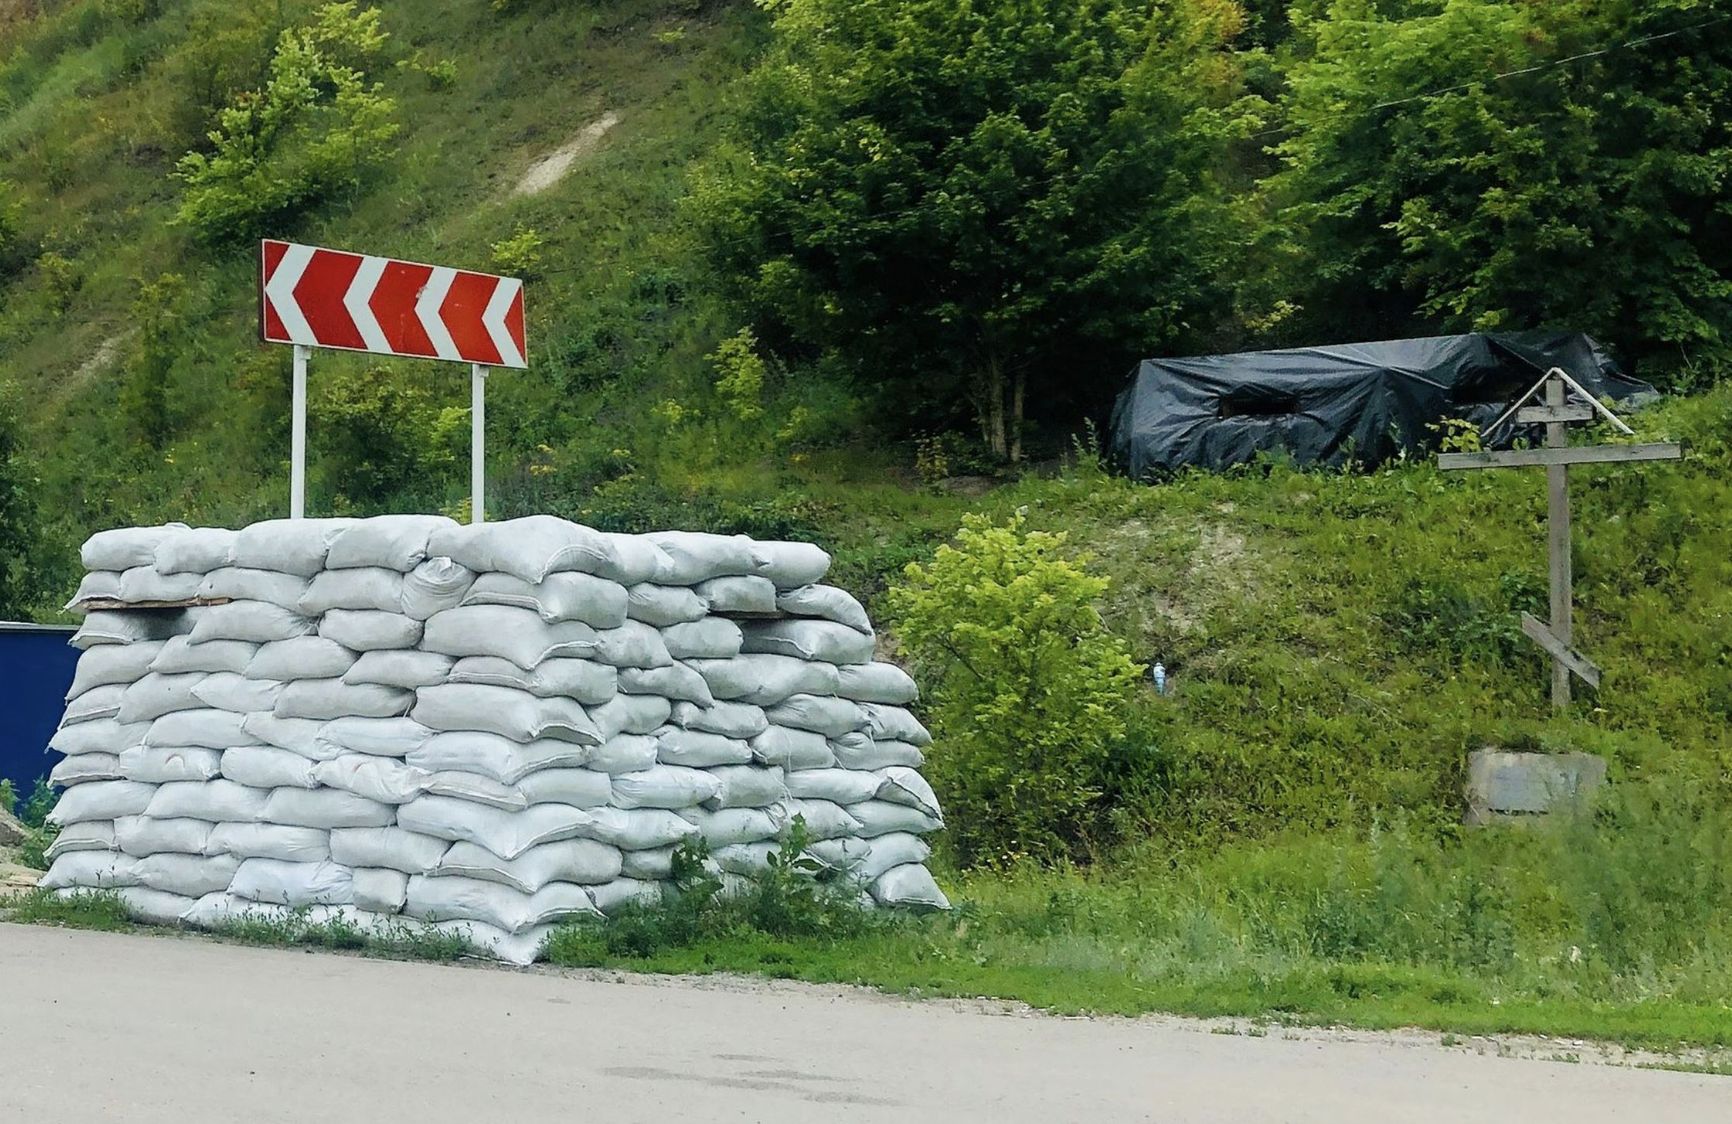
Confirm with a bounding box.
[43,515,947,964]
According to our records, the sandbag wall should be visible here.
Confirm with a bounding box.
[41,515,946,965]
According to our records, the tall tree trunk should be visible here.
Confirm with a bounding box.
[1009,366,1026,464]
[985,353,1007,459]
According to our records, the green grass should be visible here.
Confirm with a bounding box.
[6,888,134,931]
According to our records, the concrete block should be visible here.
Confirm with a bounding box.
[1465,749,1606,825]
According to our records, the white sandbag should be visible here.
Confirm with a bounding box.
[688,655,839,705]
[58,742,115,783]
[860,703,932,746]
[188,600,314,645]
[590,694,673,740]
[351,867,410,913]
[589,877,665,916]
[625,583,707,627]
[82,524,187,572]
[853,832,931,883]
[695,575,778,616]
[118,745,223,784]
[220,745,318,789]
[319,609,423,653]
[206,823,331,863]
[704,765,788,810]
[239,714,328,757]
[785,768,885,806]
[230,518,354,577]
[276,680,412,721]
[412,684,602,745]
[619,847,675,881]
[775,584,871,634]
[765,694,868,737]
[344,649,453,689]
[71,609,187,650]
[462,571,628,628]
[584,734,659,776]
[329,827,450,875]
[667,700,768,739]
[599,533,672,587]
[315,716,435,758]
[326,515,454,571]
[422,772,527,812]
[581,808,699,851]
[849,800,943,837]
[313,754,430,805]
[116,566,203,604]
[592,620,673,669]
[643,531,766,584]
[50,718,149,757]
[711,842,779,876]
[43,851,140,889]
[64,570,121,613]
[151,636,256,675]
[610,766,720,810]
[421,917,550,965]
[654,728,752,767]
[831,733,925,770]
[749,726,836,771]
[618,663,714,707]
[405,875,596,933]
[407,733,589,785]
[47,781,156,825]
[422,605,600,669]
[741,619,875,665]
[260,787,395,829]
[400,557,476,621]
[298,568,405,615]
[119,886,198,926]
[45,821,116,861]
[871,863,949,910]
[133,853,241,898]
[396,796,593,859]
[514,768,613,808]
[807,836,871,873]
[143,708,258,749]
[875,765,943,818]
[679,805,786,847]
[784,799,864,841]
[230,857,353,906]
[197,569,312,611]
[66,641,166,699]
[145,780,269,823]
[447,656,616,705]
[61,683,125,725]
[181,892,295,930]
[154,527,236,574]
[660,617,743,660]
[428,516,616,584]
[755,541,831,590]
[833,662,918,704]
[434,839,622,893]
[114,815,212,856]
[192,672,282,714]
[115,672,203,724]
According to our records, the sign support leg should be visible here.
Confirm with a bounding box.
[472,363,488,525]
[1545,375,1572,711]
[291,344,309,520]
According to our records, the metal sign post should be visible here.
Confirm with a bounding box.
[1438,367,1682,710]
[259,240,526,524]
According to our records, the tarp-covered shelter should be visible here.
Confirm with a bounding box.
[1108,332,1657,477]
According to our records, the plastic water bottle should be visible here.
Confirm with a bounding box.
[1152,662,1167,696]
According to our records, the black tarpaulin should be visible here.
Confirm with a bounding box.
[1108,332,1657,477]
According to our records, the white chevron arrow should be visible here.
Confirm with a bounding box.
[483,277,525,368]
[415,266,460,361]
[264,242,316,345]
[344,255,390,354]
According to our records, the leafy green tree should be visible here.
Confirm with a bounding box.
[175,2,399,242]
[1259,0,1732,378]
[889,512,1145,866]
[692,0,1249,461]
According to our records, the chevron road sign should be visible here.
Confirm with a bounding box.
[259,240,528,523]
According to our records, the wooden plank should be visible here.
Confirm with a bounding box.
[1545,377,1572,710]
[1438,442,1682,471]
[1516,404,1594,424]
[75,597,232,612]
[1521,613,1602,689]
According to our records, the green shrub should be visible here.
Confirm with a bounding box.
[489,226,545,279]
[889,512,1146,866]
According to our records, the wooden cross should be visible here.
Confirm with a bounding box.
[1437,368,1681,711]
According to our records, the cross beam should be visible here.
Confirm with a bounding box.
[1438,371,1681,711]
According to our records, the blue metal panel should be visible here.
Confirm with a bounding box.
[0,624,77,797]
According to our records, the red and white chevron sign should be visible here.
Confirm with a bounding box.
[260,239,526,368]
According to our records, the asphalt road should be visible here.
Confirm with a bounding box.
[3,923,1724,1123]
